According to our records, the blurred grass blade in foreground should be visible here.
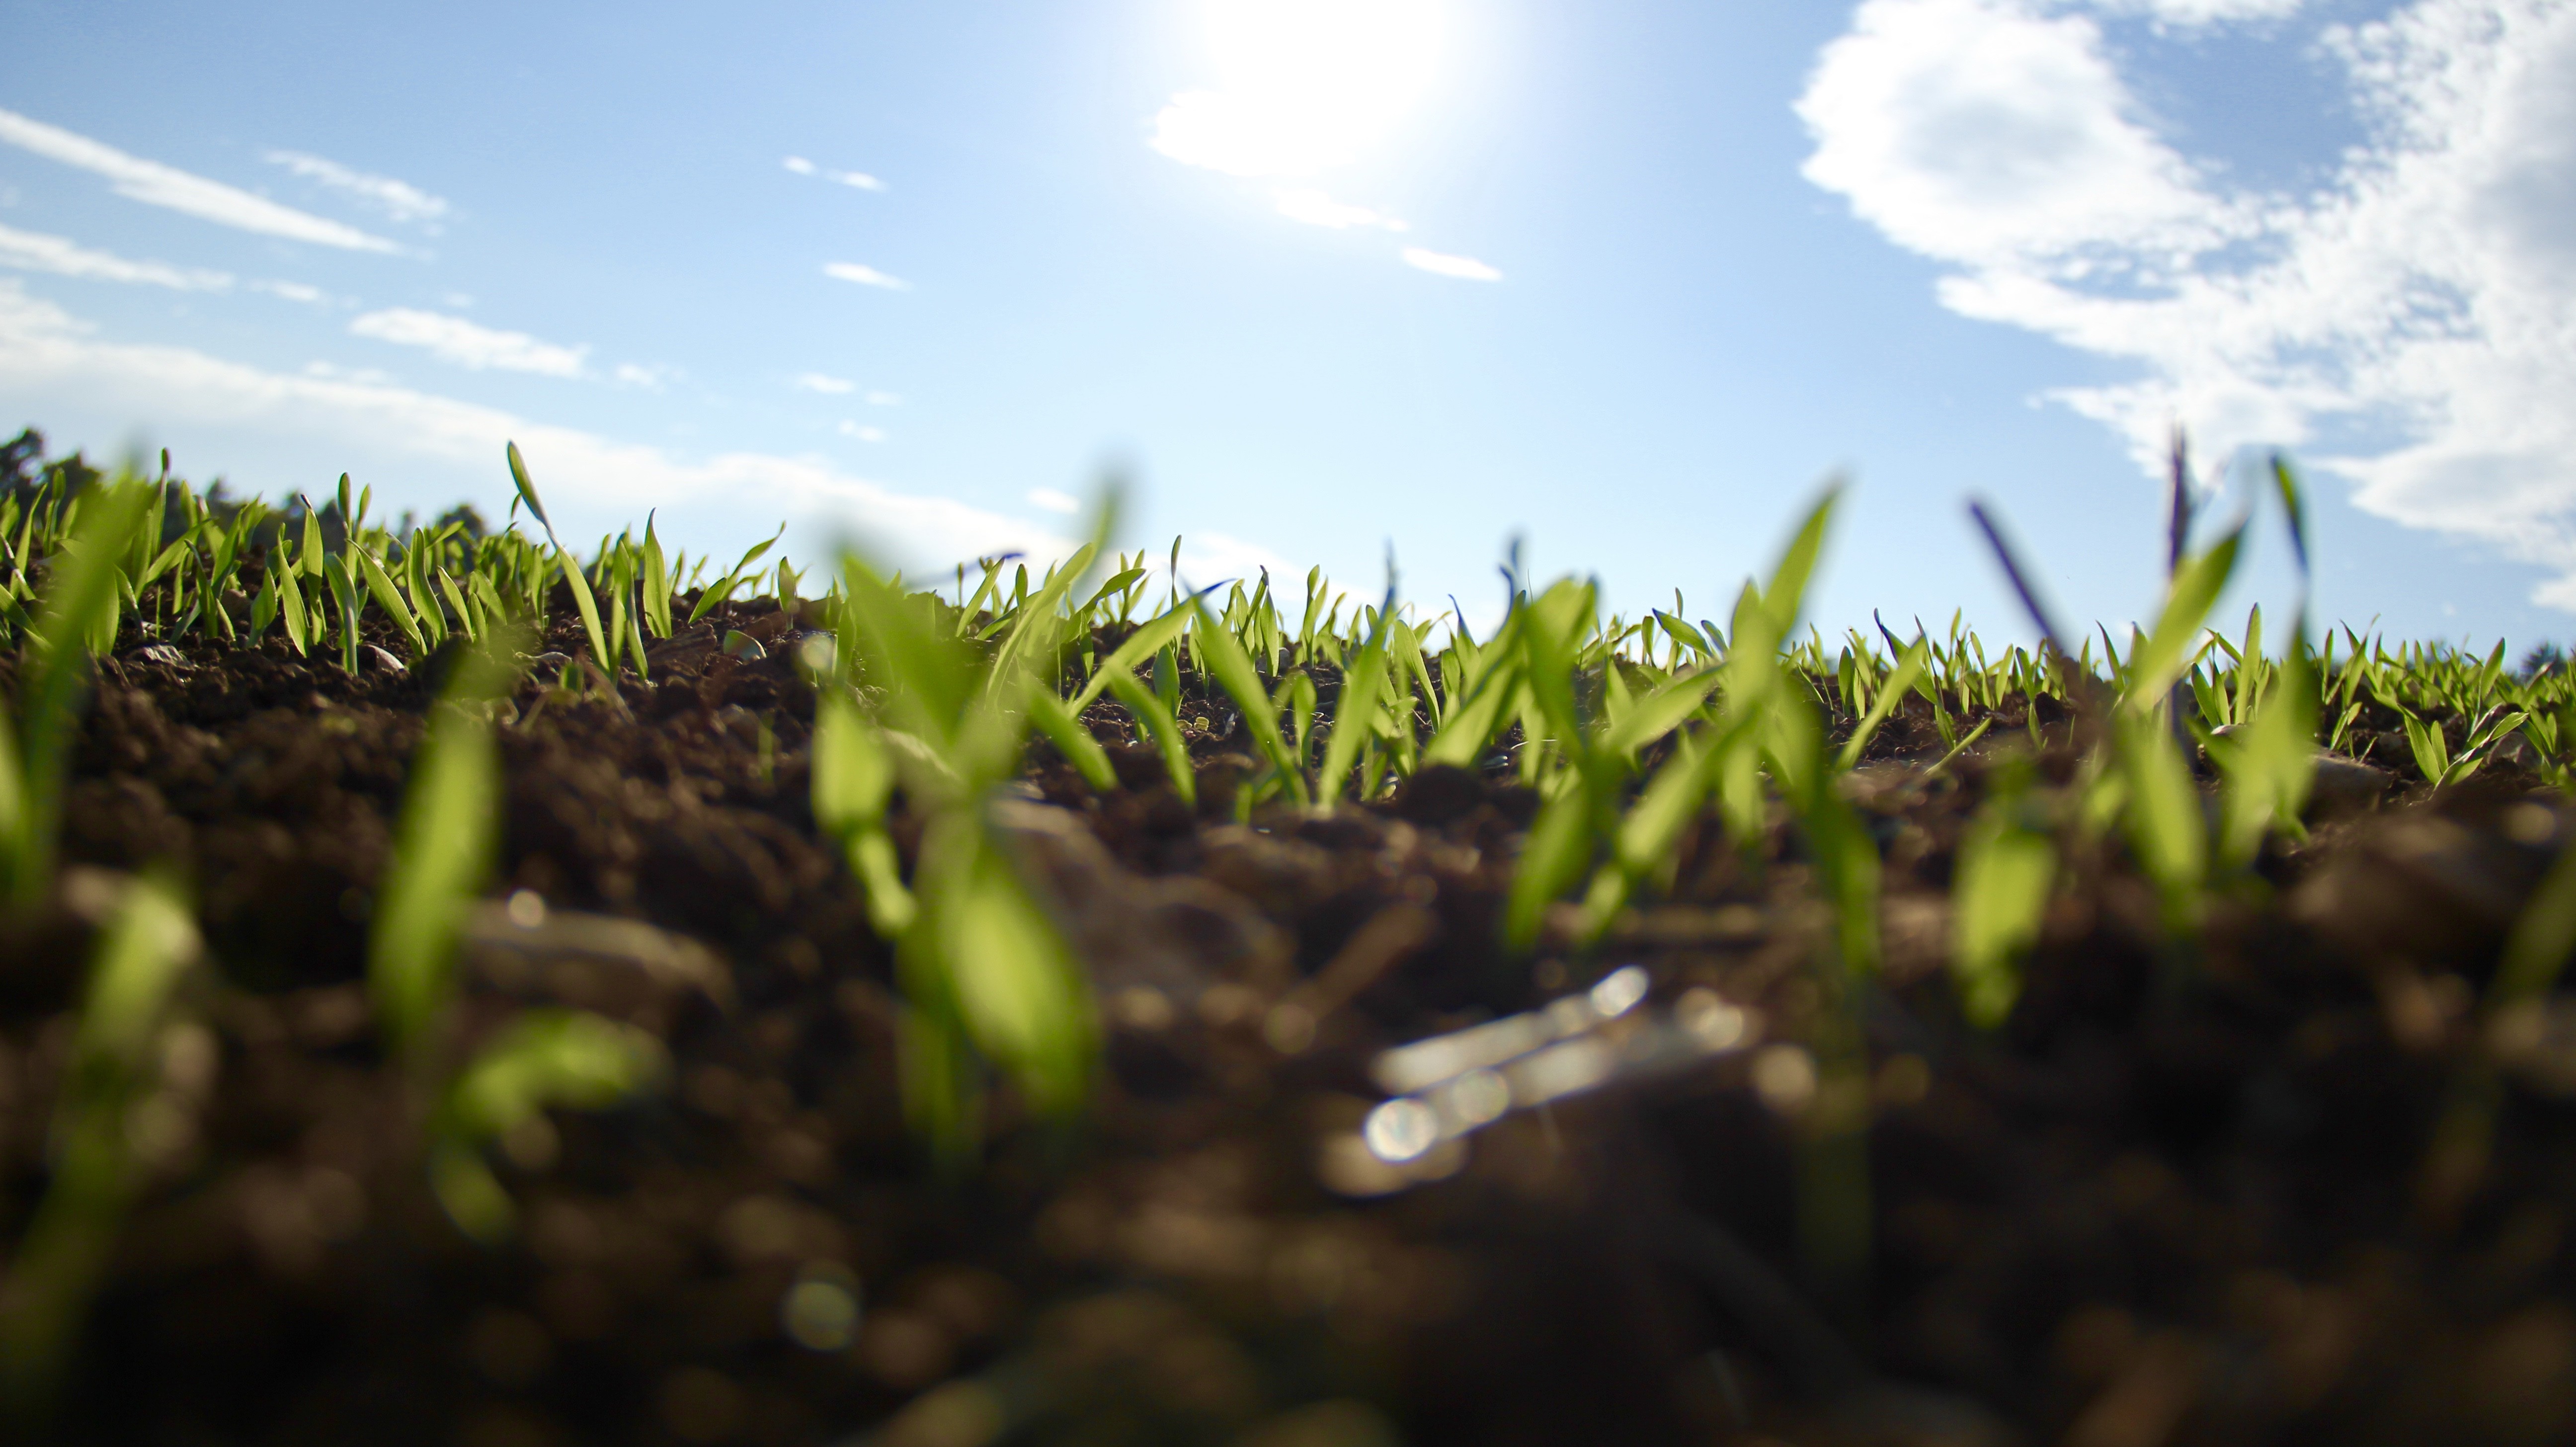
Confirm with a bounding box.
[2,473,154,906]
[0,872,201,1414]
[369,633,525,1063]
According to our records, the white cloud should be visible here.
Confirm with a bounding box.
[795,372,857,394]
[1027,486,1081,514]
[0,280,1066,569]
[866,390,902,406]
[2097,0,2306,23]
[252,279,328,304]
[0,107,398,252]
[782,155,886,191]
[1273,188,1407,231]
[264,150,449,226]
[1400,247,1502,281]
[614,363,672,390]
[840,421,886,443]
[823,261,908,291]
[1797,0,2240,267]
[0,223,232,290]
[349,308,587,377]
[1796,0,2576,608]
[302,360,398,386]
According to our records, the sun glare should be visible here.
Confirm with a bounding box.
[1153,0,1444,179]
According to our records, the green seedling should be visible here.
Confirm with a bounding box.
[505,443,613,676]
[812,689,922,934]
[370,636,521,1062]
[0,871,201,1414]
[2,474,155,905]
[1951,763,2055,1028]
[825,549,1098,1160]
[428,1010,667,1244]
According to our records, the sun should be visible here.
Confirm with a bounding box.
[1152,0,1445,179]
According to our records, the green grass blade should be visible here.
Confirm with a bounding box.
[354,545,427,658]
[1951,798,2053,1028]
[1186,596,1308,804]
[1072,605,1192,711]
[2127,527,2244,710]
[5,476,154,903]
[1603,664,1722,761]
[368,638,521,1062]
[0,872,200,1409]
[1025,687,1118,795]
[429,1010,665,1243]
[1105,667,1196,806]
[1835,637,1930,770]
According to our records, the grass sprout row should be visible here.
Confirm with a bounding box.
[11,437,2576,1377]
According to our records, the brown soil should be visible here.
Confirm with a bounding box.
[4,600,2575,1447]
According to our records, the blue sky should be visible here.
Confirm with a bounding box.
[4,0,2574,653]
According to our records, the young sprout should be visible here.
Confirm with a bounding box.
[1,474,155,905]
[0,871,202,1414]
[504,444,612,677]
[370,636,521,1064]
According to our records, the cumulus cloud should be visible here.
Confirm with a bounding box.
[823,261,908,291]
[349,308,587,377]
[1027,486,1080,514]
[0,107,397,252]
[1400,247,1502,281]
[783,155,886,191]
[0,223,232,290]
[0,280,1063,568]
[264,150,449,226]
[795,372,856,394]
[1796,0,2576,608]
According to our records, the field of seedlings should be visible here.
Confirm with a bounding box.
[5,426,2576,1447]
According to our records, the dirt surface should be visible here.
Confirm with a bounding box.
[5,598,2576,1447]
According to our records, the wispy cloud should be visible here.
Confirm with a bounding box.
[614,363,673,390]
[0,280,1066,568]
[795,372,857,394]
[251,279,328,304]
[840,421,886,443]
[1400,247,1502,282]
[783,155,886,192]
[1026,486,1080,514]
[823,261,908,291]
[866,390,902,406]
[0,223,232,290]
[264,150,449,227]
[1273,188,1407,231]
[2097,0,2306,22]
[0,107,398,252]
[349,308,587,377]
[1797,0,2576,608]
